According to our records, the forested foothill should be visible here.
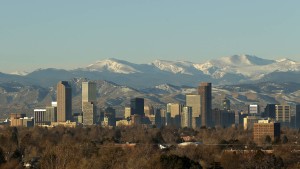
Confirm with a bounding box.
[0,125,299,169]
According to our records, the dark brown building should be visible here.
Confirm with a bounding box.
[57,81,72,122]
[198,82,212,127]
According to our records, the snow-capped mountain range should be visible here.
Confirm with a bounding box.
[4,54,300,88]
[82,54,300,78]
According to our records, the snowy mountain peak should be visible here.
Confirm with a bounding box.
[9,71,29,76]
[151,60,194,75]
[276,58,296,64]
[85,58,140,74]
[215,54,275,66]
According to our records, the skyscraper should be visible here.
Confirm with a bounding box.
[221,97,230,110]
[167,103,183,128]
[57,81,72,122]
[186,94,201,128]
[198,82,212,127]
[130,98,144,116]
[249,104,260,114]
[82,81,97,103]
[82,81,97,125]
[264,104,276,119]
[181,106,192,128]
[296,105,300,129]
[275,105,291,127]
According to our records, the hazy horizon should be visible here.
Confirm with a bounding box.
[1,1,300,73]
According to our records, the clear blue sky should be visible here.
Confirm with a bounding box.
[0,1,299,73]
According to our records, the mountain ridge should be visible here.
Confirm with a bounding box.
[2,54,300,89]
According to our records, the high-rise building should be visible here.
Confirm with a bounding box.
[130,98,144,116]
[124,107,131,119]
[34,109,47,126]
[253,120,280,144]
[212,109,235,128]
[243,116,260,130]
[264,104,276,119]
[296,105,300,129]
[57,81,72,122]
[198,82,212,127]
[82,82,97,102]
[160,109,167,127]
[144,105,154,116]
[46,106,57,123]
[167,103,183,127]
[221,98,230,110]
[82,102,96,125]
[181,106,192,128]
[186,94,201,128]
[275,105,291,127]
[82,81,97,125]
[248,104,260,114]
[104,107,116,126]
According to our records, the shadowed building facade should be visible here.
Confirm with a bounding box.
[198,82,212,127]
[296,105,300,129]
[57,81,72,122]
[130,98,144,116]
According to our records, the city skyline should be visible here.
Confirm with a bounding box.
[1,1,300,73]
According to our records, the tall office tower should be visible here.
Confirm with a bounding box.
[296,105,300,128]
[275,105,291,127]
[264,104,276,119]
[160,109,167,127]
[130,98,144,116]
[198,82,212,127]
[167,103,183,127]
[181,106,192,128]
[57,81,72,122]
[249,104,260,114]
[186,94,201,128]
[221,97,230,110]
[154,108,162,128]
[82,82,97,102]
[82,81,97,125]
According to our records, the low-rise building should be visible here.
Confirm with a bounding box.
[253,120,280,144]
